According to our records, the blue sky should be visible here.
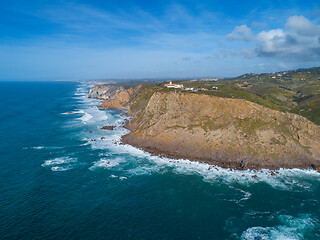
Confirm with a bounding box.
[1,0,320,80]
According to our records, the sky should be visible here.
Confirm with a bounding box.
[1,0,320,80]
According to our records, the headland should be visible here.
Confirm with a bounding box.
[89,67,320,170]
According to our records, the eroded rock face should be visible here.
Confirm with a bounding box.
[98,88,134,110]
[88,85,124,100]
[123,92,320,169]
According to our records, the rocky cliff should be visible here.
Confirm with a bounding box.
[99,88,134,110]
[97,87,320,169]
[88,84,124,100]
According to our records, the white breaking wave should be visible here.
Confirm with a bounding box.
[78,141,91,147]
[241,214,319,240]
[238,188,252,201]
[79,112,93,124]
[77,107,108,125]
[51,166,74,171]
[31,146,45,149]
[29,146,64,150]
[153,157,320,190]
[89,157,125,170]
[112,141,320,190]
[127,164,165,176]
[42,157,77,171]
[61,110,85,115]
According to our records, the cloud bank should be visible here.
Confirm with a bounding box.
[228,15,320,60]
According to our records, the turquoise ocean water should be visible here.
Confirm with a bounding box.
[0,81,319,239]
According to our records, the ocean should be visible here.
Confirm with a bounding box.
[0,81,319,240]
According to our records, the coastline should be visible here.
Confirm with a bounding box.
[119,112,320,171]
[120,128,319,171]
[93,85,320,171]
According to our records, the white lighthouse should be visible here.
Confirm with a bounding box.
[164,80,184,89]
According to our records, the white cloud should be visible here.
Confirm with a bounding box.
[285,15,320,36]
[227,25,254,41]
[255,16,320,59]
[256,29,288,55]
[227,16,320,60]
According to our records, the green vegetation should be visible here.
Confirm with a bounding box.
[291,96,320,125]
[129,84,159,113]
[161,67,320,125]
[118,66,319,126]
[236,118,269,135]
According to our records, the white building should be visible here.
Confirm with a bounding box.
[164,80,184,89]
[185,87,195,91]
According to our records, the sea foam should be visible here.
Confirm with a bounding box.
[42,156,77,171]
[51,166,74,171]
[89,157,125,170]
[241,214,318,240]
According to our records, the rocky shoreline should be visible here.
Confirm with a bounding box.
[93,84,320,171]
[121,129,319,171]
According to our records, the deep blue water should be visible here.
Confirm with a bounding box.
[0,81,319,240]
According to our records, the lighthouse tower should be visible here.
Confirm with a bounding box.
[169,80,172,85]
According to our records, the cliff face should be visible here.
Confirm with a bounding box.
[123,92,320,169]
[99,88,134,110]
[88,85,124,100]
[96,86,320,169]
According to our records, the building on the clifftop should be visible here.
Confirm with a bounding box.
[197,88,208,91]
[185,87,195,91]
[164,80,184,89]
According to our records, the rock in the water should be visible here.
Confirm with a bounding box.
[101,137,105,140]
[67,111,73,114]
[101,125,116,130]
